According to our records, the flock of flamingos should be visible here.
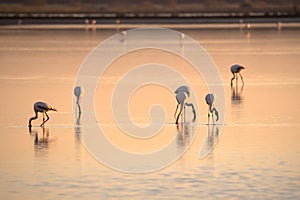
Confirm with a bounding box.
[28,64,245,129]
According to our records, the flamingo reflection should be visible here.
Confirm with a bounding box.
[34,126,49,145]
[119,30,127,44]
[176,123,191,148]
[176,122,196,153]
[179,32,185,54]
[29,126,56,148]
[199,124,220,159]
[231,84,244,103]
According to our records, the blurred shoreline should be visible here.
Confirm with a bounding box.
[1,13,300,30]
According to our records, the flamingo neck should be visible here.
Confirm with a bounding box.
[211,107,219,121]
[29,111,38,126]
[209,104,214,113]
[211,107,217,114]
[209,104,218,116]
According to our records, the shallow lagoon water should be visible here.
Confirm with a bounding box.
[0,26,299,199]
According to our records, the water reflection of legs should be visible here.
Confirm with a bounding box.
[74,110,82,160]
[231,84,244,103]
[176,123,190,148]
[29,126,50,148]
[199,124,220,159]
[176,122,197,154]
[30,127,57,159]
[34,126,49,146]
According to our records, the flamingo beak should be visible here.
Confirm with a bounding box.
[52,107,58,111]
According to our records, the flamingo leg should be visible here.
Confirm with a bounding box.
[208,106,210,125]
[176,103,184,124]
[174,104,179,119]
[212,109,215,124]
[239,72,244,85]
[230,73,235,87]
[183,105,186,122]
[41,112,50,126]
[45,112,50,123]
[28,111,38,128]
[235,72,239,88]
[240,84,244,94]
[212,104,216,123]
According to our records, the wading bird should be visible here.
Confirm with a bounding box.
[28,102,57,128]
[174,86,196,124]
[119,30,127,44]
[230,64,245,86]
[74,86,84,127]
[74,86,84,107]
[205,94,219,124]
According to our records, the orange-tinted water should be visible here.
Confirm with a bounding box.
[0,27,299,199]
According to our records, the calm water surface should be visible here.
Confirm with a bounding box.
[0,26,299,199]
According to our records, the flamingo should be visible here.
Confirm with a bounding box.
[179,33,185,53]
[205,94,219,124]
[174,86,196,124]
[74,86,84,126]
[120,31,127,44]
[28,102,57,128]
[230,64,245,86]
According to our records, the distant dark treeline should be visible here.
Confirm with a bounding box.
[0,0,299,15]
[0,0,294,4]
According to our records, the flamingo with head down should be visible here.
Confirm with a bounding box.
[205,94,219,124]
[230,64,245,86]
[174,86,196,124]
[28,101,57,128]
